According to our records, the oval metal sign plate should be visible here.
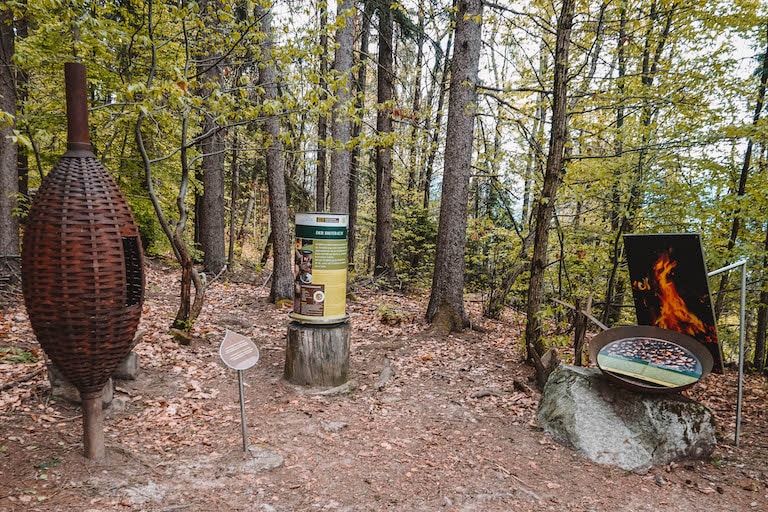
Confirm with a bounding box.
[219,329,260,371]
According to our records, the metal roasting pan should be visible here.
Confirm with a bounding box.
[588,325,714,394]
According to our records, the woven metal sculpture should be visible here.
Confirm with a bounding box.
[21,62,145,459]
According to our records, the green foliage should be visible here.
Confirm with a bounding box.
[172,318,193,333]
[129,197,167,256]
[0,347,38,364]
[466,216,508,289]
[465,215,527,318]
[34,457,61,470]
[377,301,414,325]
[6,0,768,360]
[12,193,30,220]
[392,202,437,285]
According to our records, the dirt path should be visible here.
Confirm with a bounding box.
[1,265,767,511]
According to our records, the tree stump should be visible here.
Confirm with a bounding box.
[285,321,350,386]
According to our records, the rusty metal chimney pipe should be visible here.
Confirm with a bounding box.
[64,62,92,152]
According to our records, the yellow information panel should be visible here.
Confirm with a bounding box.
[290,213,349,324]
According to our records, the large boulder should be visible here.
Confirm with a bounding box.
[538,365,716,472]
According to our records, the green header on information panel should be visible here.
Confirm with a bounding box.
[296,225,348,239]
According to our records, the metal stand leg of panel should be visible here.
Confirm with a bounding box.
[238,369,249,453]
[736,262,746,447]
[708,259,747,447]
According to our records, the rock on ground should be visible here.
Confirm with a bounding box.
[538,365,716,473]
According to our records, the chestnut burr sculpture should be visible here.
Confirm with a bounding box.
[21,62,145,459]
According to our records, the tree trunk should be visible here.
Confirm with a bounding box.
[755,220,768,373]
[258,4,294,303]
[407,7,425,191]
[193,191,202,249]
[522,44,547,229]
[238,182,257,241]
[425,0,483,333]
[173,127,207,332]
[423,30,453,209]
[714,27,768,319]
[285,321,351,386]
[0,6,20,281]
[136,0,205,335]
[260,230,273,268]
[483,231,534,319]
[329,0,355,213]
[172,236,205,334]
[199,113,227,274]
[602,1,631,326]
[228,130,240,265]
[524,0,575,361]
[140,120,206,334]
[15,16,29,220]
[316,4,328,211]
[374,6,396,279]
[603,0,674,326]
[348,2,373,269]
[573,297,592,367]
[198,0,227,275]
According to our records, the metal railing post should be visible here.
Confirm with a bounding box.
[708,259,747,446]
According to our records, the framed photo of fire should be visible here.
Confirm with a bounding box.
[624,233,724,373]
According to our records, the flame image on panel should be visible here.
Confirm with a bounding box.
[651,251,713,340]
[21,62,145,459]
[624,234,723,373]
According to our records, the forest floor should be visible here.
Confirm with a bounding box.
[1,260,767,512]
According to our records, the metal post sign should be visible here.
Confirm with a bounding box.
[219,329,260,371]
[219,330,260,452]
